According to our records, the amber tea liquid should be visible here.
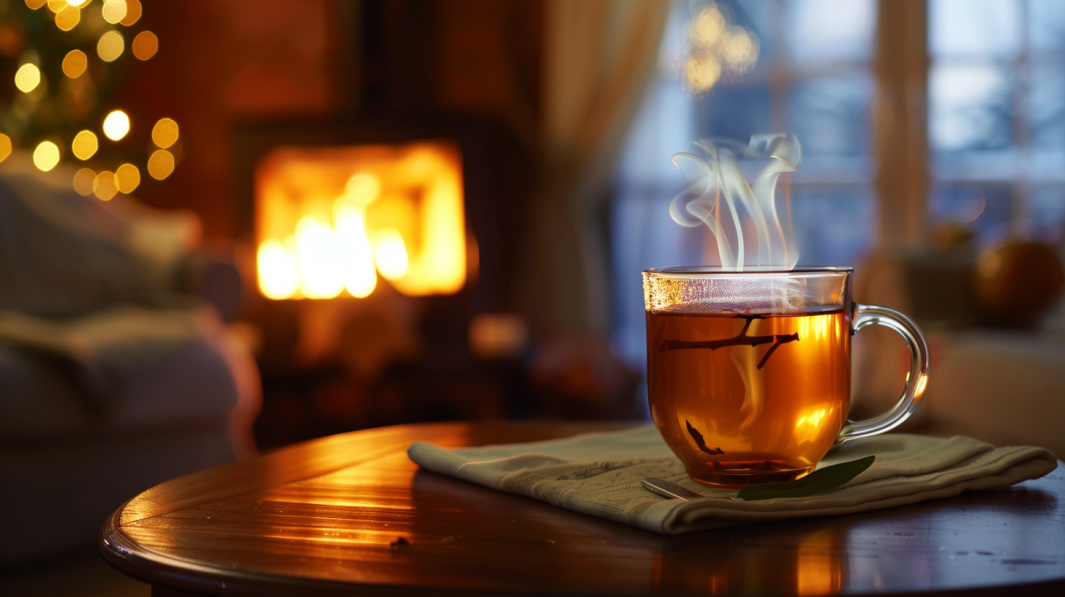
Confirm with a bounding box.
[646,308,850,487]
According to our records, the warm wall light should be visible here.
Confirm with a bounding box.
[72,130,98,159]
[102,110,130,140]
[62,50,88,78]
[97,30,124,62]
[132,31,158,61]
[33,141,60,171]
[14,63,41,93]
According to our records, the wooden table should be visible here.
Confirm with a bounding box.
[100,421,1065,596]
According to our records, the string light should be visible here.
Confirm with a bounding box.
[73,168,96,195]
[147,149,174,180]
[93,171,118,201]
[151,118,178,148]
[97,30,124,62]
[0,134,11,164]
[33,141,60,171]
[115,163,140,193]
[102,110,130,140]
[120,0,142,26]
[55,5,80,31]
[131,31,158,61]
[72,130,98,160]
[62,50,88,78]
[102,0,128,24]
[11,0,178,192]
[14,64,41,93]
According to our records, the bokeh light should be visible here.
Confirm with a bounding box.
[33,141,60,171]
[115,163,140,193]
[691,5,726,49]
[25,0,47,10]
[97,30,124,62]
[67,0,88,7]
[14,63,41,93]
[102,0,127,24]
[151,117,178,148]
[721,28,759,72]
[55,5,80,31]
[685,52,721,92]
[73,167,96,195]
[120,0,142,26]
[102,110,130,140]
[72,130,98,159]
[93,171,118,200]
[62,50,88,78]
[45,0,66,12]
[147,149,174,179]
[0,134,11,163]
[131,30,158,61]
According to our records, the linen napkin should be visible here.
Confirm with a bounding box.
[407,426,1058,535]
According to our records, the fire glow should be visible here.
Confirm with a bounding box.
[255,142,466,300]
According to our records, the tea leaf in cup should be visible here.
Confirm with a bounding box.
[736,455,875,501]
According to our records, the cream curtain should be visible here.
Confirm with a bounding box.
[517,0,670,336]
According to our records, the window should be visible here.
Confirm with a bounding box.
[929,0,1065,244]
[611,0,877,375]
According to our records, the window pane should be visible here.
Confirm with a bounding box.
[929,64,1014,154]
[610,192,704,365]
[1028,186,1065,242]
[790,187,875,267]
[1030,65,1065,152]
[930,0,1022,58]
[723,0,776,64]
[618,80,694,186]
[930,184,1013,241]
[790,73,874,159]
[786,0,876,65]
[694,83,771,140]
[1030,0,1065,55]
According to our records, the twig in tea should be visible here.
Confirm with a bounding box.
[686,420,724,455]
[659,314,800,369]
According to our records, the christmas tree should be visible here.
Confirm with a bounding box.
[0,0,178,200]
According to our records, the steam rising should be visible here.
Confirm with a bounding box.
[670,134,802,270]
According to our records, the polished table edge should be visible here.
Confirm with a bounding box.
[98,421,1065,597]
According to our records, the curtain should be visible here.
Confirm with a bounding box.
[517,0,670,336]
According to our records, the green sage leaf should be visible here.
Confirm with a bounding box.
[737,455,875,501]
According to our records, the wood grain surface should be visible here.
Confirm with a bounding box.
[100,421,1065,596]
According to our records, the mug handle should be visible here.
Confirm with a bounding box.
[837,304,930,443]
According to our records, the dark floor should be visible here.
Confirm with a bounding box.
[0,549,148,597]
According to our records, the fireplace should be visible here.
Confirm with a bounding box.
[254,140,468,300]
[234,115,536,445]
